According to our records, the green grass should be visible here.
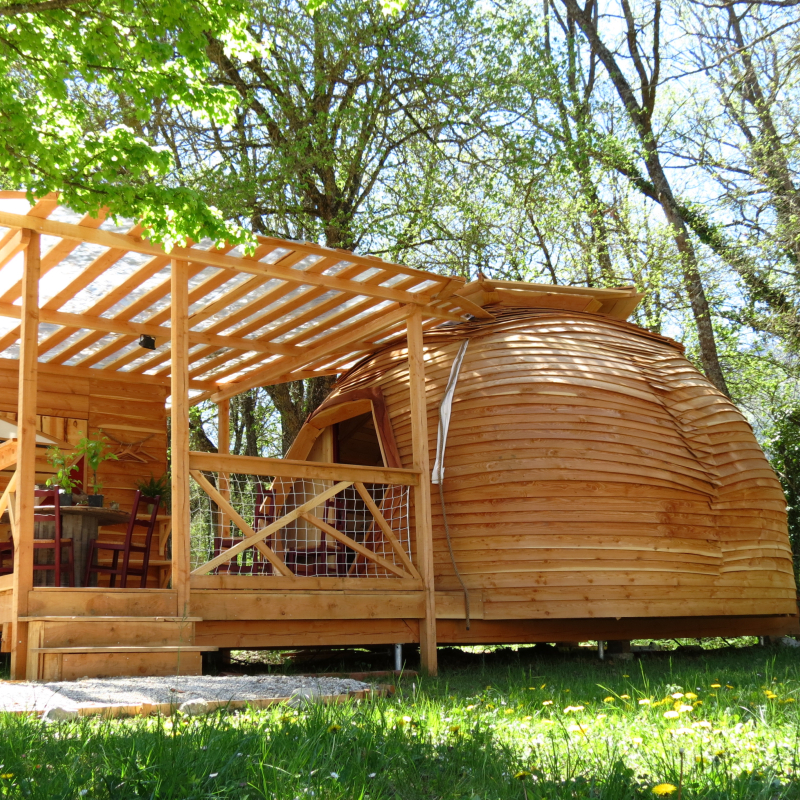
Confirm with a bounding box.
[2,645,800,798]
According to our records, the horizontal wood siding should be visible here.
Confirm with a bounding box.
[325,308,796,622]
[0,364,168,510]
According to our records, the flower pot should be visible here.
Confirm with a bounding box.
[147,503,156,514]
[88,494,104,508]
[59,492,73,506]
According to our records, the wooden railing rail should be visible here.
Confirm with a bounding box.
[0,470,17,522]
[188,452,420,486]
[0,439,18,473]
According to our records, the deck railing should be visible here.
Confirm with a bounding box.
[188,452,421,583]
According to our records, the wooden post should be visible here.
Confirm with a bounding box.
[171,258,191,616]
[407,309,437,676]
[10,230,36,680]
[217,398,231,538]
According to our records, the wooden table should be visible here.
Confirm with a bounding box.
[2,506,130,586]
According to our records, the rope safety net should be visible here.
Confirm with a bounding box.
[190,471,411,578]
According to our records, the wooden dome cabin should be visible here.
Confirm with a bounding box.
[282,278,799,648]
[0,191,795,681]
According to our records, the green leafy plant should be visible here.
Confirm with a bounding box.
[134,473,170,510]
[44,445,79,493]
[74,434,119,495]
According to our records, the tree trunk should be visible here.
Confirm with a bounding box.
[265,376,337,455]
[558,0,730,397]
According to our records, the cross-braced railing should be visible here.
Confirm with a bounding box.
[188,452,421,581]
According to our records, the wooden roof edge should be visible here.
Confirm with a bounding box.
[458,277,639,298]
[455,278,644,320]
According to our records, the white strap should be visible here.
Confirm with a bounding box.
[432,339,469,484]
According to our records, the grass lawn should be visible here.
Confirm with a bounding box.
[1,643,800,799]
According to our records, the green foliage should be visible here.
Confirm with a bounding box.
[43,444,78,492]
[134,473,171,510]
[74,433,118,495]
[765,408,800,577]
[2,648,800,798]
[0,0,263,245]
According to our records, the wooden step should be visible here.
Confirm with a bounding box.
[24,617,201,649]
[28,645,216,682]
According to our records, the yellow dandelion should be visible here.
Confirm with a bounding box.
[449,725,461,733]
[1,774,13,779]
[678,704,694,713]
[540,683,546,689]
[693,701,703,706]
[631,736,643,746]
[710,683,721,688]
[671,692,684,700]
[604,696,615,703]
[692,721,712,729]
[784,698,796,703]
[596,713,607,719]
[523,715,532,721]
[623,674,630,677]
[726,684,734,689]
[652,783,678,796]
[465,704,476,711]
[328,723,342,732]
[639,699,651,705]
[684,692,698,700]
[542,700,553,706]
[528,687,537,690]
[620,694,631,700]
[567,723,588,736]
[514,771,531,780]
[663,710,680,719]
[564,705,585,713]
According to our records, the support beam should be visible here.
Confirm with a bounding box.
[170,259,191,616]
[10,232,39,679]
[217,397,231,534]
[407,309,437,676]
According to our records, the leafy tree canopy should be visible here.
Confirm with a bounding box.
[0,0,402,246]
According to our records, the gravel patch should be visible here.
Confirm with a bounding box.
[0,675,371,714]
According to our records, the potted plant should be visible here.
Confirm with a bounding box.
[74,433,119,507]
[134,473,170,513]
[44,445,79,505]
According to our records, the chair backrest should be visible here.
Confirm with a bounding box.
[119,491,159,548]
[33,488,62,534]
[254,483,275,530]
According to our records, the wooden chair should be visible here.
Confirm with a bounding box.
[212,482,274,575]
[33,488,74,587]
[84,491,160,588]
[285,497,348,577]
[0,539,13,575]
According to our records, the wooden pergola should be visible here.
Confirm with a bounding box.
[0,191,479,678]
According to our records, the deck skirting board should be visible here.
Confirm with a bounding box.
[436,615,800,643]
[190,590,425,621]
[192,615,799,649]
